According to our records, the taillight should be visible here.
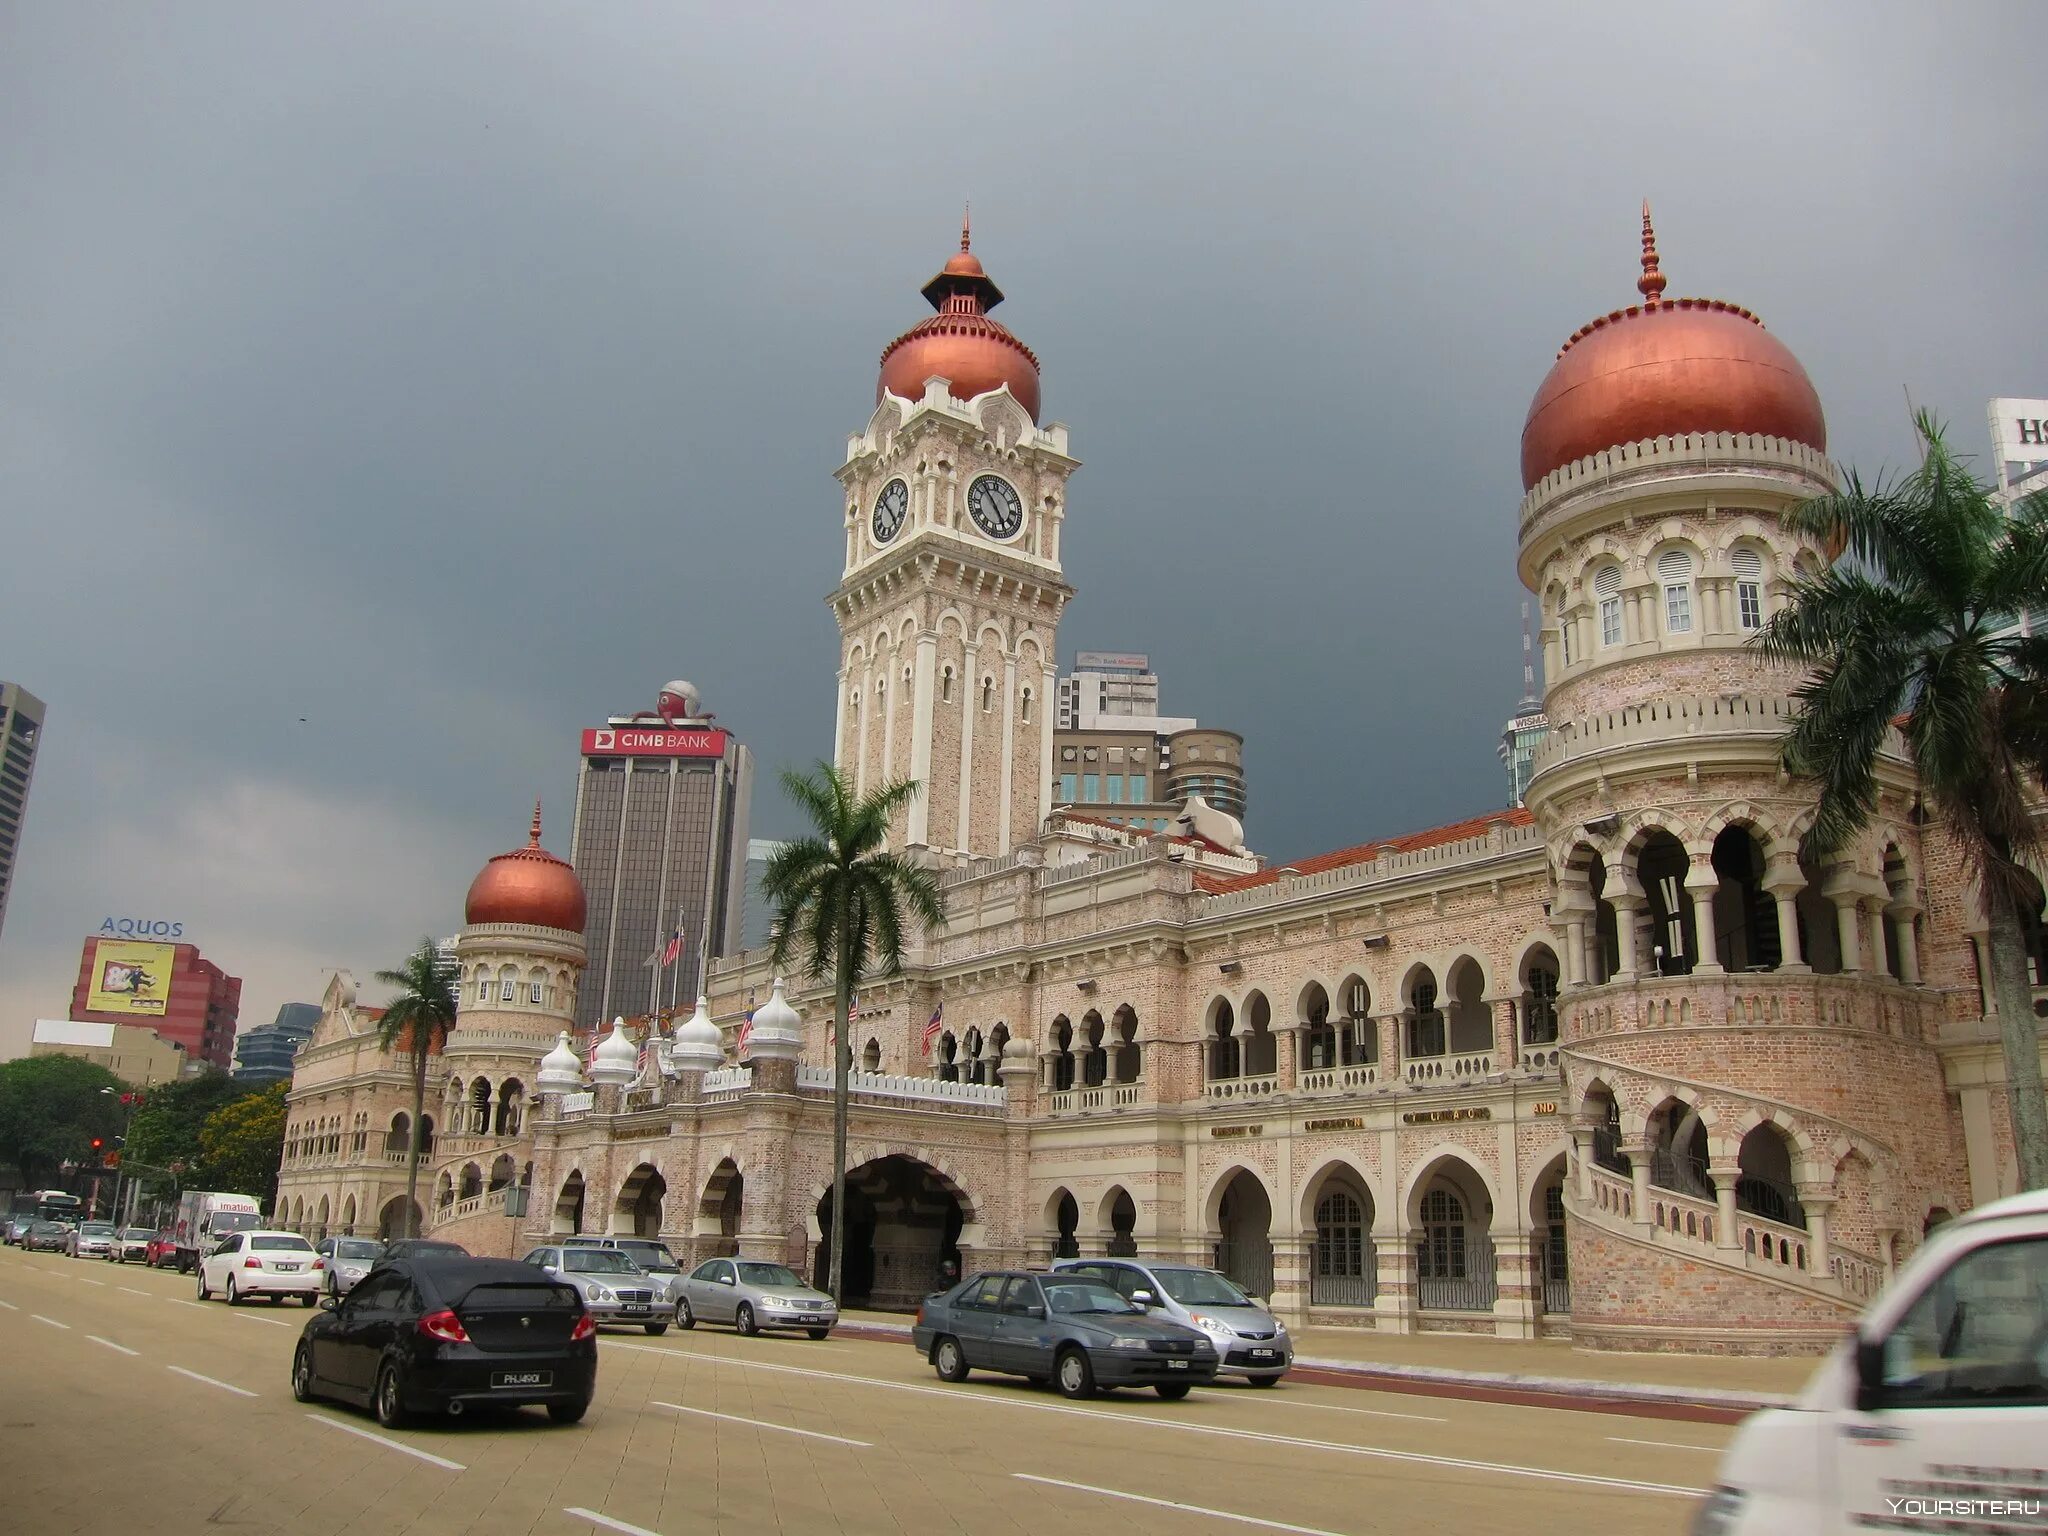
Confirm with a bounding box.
[417,1309,470,1344]
[243,1256,262,1268]
[311,1259,324,1271]
[570,1312,596,1342]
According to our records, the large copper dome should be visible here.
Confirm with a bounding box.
[464,803,586,933]
[1520,207,1826,490]
[877,216,1040,423]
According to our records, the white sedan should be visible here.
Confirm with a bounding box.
[197,1230,323,1306]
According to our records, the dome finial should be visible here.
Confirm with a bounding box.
[529,798,543,848]
[960,201,971,253]
[1637,200,1667,305]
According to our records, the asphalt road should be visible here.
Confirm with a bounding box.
[0,1243,1725,1535]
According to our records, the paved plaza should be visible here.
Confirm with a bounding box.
[0,1244,1743,1536]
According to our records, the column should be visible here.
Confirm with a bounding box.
[1269,1234,1311,1326]
[1037,660,1057,837]
[854,665,873,797]
[1371,1223,1414,1335]
[997,653,1018,855]
[1563,918,1587,986]
[1376,1014,1401,1078]
[1799,1190,1834,1279]
[1888,900,1922,984]
[954,643,978,852]
[1708,1162,1742,1251]
[906,632,937,846]
[1275,1026,1297,1088]
[1490,1231,1537,1340]
[1609,893,1645,981]
[1685,859,1723,974]
[1762,857,1808,972]
[1626,1138,1654,1230]
[1834,898,1862,972]
[1483,992,1516,1066]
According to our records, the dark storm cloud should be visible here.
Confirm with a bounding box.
[3,2,2043,1040]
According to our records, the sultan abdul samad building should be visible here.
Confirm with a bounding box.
[277,211,2047,1355]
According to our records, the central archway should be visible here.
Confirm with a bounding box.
[815,1155,968,1311]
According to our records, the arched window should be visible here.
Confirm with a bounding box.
[1523,955,1560,1045]
[1020,687,1033,725]
[1312,1187,1374,1306]
[497,964,517,1003]
[1418,1186,1467,1280]
[941,666,954,704]
[476,968,493,1004]
[1594,564,1624,647]
[981,676,994,712]
[1407,974,1445,1057]
[1658,548,1695,634]
[527,967,546,1006]
[861,1037,881,1072]
[849,691,860,729]
[1732,546,1764,630]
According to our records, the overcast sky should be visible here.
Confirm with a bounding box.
[2,2,2043,1054]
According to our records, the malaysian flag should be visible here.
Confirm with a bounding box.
[660,929,683,968]
[920,1002,945,1058]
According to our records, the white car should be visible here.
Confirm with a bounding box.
[196,1230,323,1306]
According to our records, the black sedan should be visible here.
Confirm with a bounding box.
[292,1256,596,1426]
[912,1271,1219,1400]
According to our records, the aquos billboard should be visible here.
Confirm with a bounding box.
[86,938,177,1016]
[581,727,729,759]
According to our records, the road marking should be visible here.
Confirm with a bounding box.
[1608,1436,1722,1453]
[0,1298,17,1311]
[118,1287,151,1297]
[76,1277,105,1286]
[87,1336,141,1356]
[168,1298,210,1310]
[604,1342,1706,1499]
[566,1509,665,1536]
[652,1401,871,1447]
[167,1366,256,1398]
[1016,1474,1352,1536]
[1268,1398,1448,1423]
[234,1313,293,1329]
[306,1415,466,1471]
[31,1314,70,1330]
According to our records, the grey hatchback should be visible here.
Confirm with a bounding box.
[912,1270,1219,1399]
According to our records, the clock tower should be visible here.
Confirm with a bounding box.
[829,219,1077,859]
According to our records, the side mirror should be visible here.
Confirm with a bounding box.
[1024,1305,1048,1321]
[320,1296,340,1312]
[1854,1335,1887,1413]
[1130,1289,1155,1306]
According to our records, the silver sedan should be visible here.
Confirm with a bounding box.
[675,1257,838,1338]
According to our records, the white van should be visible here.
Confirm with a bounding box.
[1695,1187,2048,1534]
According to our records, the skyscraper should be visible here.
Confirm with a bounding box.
[0,682,46,943]
[1499,603,1548,807]
[232,1001,321,1082]
[569,679,752,1030]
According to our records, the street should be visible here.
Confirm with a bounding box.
[0,1243,1727,1536]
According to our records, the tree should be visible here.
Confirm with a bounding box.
[375,937,459,1238]
[195,1082,289,1206]
[0,1055,126,1190]
[1756,409,2048,1189]
[764,763,945,1303]
[125,1071,256,1193]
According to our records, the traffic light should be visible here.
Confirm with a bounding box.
[90,1137,103,1151]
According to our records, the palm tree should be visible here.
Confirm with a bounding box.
[375,937,460,1238]
[1756,410,2048,1189]
[764,763,945,1302]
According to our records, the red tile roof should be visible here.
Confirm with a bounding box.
[1194,806,1535,896]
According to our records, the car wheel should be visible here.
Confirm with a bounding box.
[374,1364,409,1428]
[547,1398,589,1425]
[301,1293,318,1308]
[1054,1348,1096,1400]
[643,1321,668,1336]
[1246,1375,1279,1388]
[674,1298,695,1330]
[1155,1382,1192,1401]
[734,1303,758,1337]
[291,1345,318,1404]
[806,1327,830,1340]
[932,1336,969,1383]
[196,1270,210,1301]
[225,1277,241,1306]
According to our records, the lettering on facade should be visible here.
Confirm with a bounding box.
[2019,418,2046,447]
[1531,1102,1558,1116]
[99,917,185,939]
[1210,1124,1263,1139]
[1402,1107,1492,1125]
[1303,1116,1365,1133]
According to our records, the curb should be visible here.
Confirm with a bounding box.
[833,1319,1785,1424]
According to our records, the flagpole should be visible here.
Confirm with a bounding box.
[668,906,688,1018]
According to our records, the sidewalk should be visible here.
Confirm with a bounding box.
[835,1309,1820,1418]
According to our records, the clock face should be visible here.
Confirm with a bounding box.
[871,478,909,545]
[966,474,1024,540]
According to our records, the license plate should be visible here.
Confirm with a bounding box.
[274,1263,299,1272]
[1249,1349,1277,1360]
[1167,1358,1189,1370]
[621,1305,649,1314]
[491,1370,551,1389]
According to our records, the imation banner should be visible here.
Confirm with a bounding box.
[86,939,176,1016]
[581,727,729,759]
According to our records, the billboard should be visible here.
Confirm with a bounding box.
[86,939,176,1016]
[1988,397,2048,496]
[582,727,729,759]
[1075,652,1150,672]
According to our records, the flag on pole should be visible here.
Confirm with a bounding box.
[830,993,857,1050]
[737,993,756,1052]
[660,929,683,968]
[920,1002,945,1058]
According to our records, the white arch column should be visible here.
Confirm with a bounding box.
[1762,855,1809,972]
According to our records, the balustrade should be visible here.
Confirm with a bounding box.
[1403,1051,1494,1085]
[1588,1164,1634,1219]
[1204,1073,1279,1102]
[1830,1247,1885,1302]
[1299,1063,1379,1094]
[1647,1187,1718,1248]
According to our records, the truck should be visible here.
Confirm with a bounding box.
[171,1190,262,1273]
[1693,1186,2048,1534]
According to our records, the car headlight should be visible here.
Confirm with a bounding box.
[1188,1312,1234,1337]
[1271,1318,1288,1334]
[1689,1487,1746,1536]
[586,1284,616,1303]
[1110,1337,1147,1350]
[762,1295,793,1308]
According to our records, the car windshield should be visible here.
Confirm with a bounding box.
[252,1236,314,1252]
[212,1212,259,1233]
[1151,1268,1253,1306]
[333,1239,384,1260]
[1041,1278,1139,1315]
[395,1241,466,1256]
[81,1223,115,1236]
[564,1251,638,1275]
[619,1242,680,1272]
[736,1263,803,1288]
[122,1228,153,1240]
[31,1222,62,1235]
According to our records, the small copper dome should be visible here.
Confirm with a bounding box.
[464,803,586,933]
[1520,206,1826,490]
[877,212,1041,423]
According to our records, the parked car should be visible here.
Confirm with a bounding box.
[316,1236,387,1296]
[21,1221,69,1252]
[109,1227,154,1263]
[383,1239,469,1261]
[3,1215,33,1245]
[674,1257,838,1339]
[563,1236,687,1308]
[521,1245,667,1334]
[67,1221,118,1259]
[196,1230,323,1305]
[913,1270,1220,1400]
[292,1254,597,1427]
[146,1228,180,1268]
[1053,1258,1292,1384]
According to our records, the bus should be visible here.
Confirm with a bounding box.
[7,1190,85,1225]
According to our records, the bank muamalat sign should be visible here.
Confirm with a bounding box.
[581,727,729,759]
[99,916,185,940]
